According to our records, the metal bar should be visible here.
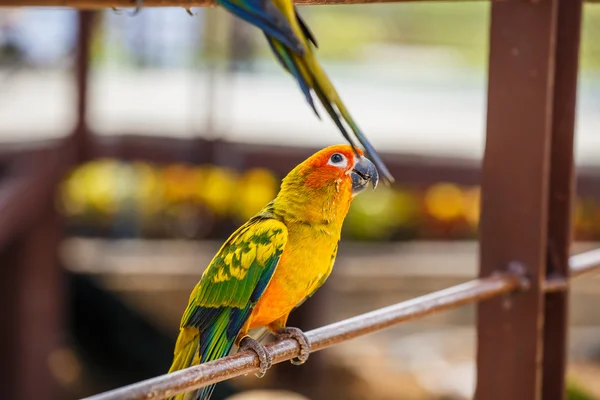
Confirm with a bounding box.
[542,0,583,398]
[570,248,600,277]
[475,0,559,399]
[83,272,527,400]
[528,249,600,292]
[543,277,568,293]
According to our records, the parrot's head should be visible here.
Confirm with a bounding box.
[297,144,379,196]
[275,145,379,225]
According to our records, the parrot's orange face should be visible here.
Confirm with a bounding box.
[300,145,379,197]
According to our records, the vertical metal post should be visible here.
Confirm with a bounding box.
[73,11,94,162]
[0,205,63,400]
[476,1,559,399]
[543,0,583,399]
[0,239,20,400]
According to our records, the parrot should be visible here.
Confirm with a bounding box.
[125,0,394,185]
[167,145,379,400]
[214,0,393,184]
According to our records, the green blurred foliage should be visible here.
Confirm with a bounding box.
[581,4,600,71]
[267,3,600,70]
[567,378,596,400]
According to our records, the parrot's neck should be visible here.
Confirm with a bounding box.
[268,176,352,234]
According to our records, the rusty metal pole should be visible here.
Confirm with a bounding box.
[73,11,94,162]
[475,0,559,399]
[0,204,63,400]
[542,0,583,398]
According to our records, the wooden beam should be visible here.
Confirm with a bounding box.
[0,0,527,9]
[0,0,597,9]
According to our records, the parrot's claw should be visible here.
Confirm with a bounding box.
[239,336,272,378]
[276,327,311,366]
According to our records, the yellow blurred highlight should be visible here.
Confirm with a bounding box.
[60,159,121,217]
[461,186,481,227]
[424,183,464,221]
[132,162,164,217]
[194,165,239,216]
[162,164,199,204]
[47,347,82,386]
[232,168,280,222]
[56,159,599,241]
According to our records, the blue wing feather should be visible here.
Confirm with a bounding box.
[217,0,305,55]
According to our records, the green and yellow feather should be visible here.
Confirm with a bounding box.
[168,214,287,400]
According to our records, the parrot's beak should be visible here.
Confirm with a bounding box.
[351,156,379,195]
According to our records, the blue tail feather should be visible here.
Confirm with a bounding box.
[265,35,320,118]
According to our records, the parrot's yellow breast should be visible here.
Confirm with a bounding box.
[248,225,338,328]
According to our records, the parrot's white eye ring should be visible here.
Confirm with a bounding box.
[328,153,348,168]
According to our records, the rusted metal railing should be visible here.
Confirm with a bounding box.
[82,249,600,400]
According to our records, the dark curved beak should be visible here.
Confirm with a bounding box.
[351,156,379,195]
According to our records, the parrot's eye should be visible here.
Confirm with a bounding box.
[329,153,346,165]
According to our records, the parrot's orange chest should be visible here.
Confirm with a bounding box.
[248,225,339,328]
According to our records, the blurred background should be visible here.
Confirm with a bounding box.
[0,4,599,400]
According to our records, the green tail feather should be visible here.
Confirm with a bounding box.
[264,33,393,183]
[168,311,237,400]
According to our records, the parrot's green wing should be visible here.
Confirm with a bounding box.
[186,215,287,316]
[169,215,287,400]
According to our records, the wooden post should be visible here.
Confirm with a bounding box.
[476,0,559,399]
[542,0,583,398]
[0,205,63,400]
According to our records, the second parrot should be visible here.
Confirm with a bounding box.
[215,0,394,183]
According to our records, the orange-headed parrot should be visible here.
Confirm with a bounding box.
[167,145,379,399]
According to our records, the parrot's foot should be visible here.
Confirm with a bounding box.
[276,327,311,366]
[239,336,272,378]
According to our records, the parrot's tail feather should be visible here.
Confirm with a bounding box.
[295,9,318,48]
[335,105,394,183]
[218,0,305,55]
[168,329,201,374]
[310,55,395,183]
[312,82,359,151]
[266,35,320,119]
[166,329,201,400]
[265,34,364,159]
[168,311,239,400]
